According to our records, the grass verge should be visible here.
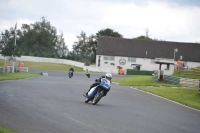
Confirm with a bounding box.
[173,70,200,79]
[0,126,16,133]
[0,59,84,72]
[112,75,180,87]
[0,72,42,81]
[139,87,200,110]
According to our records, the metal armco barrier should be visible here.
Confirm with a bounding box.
[152,75,158,82]
[164,75,180,84]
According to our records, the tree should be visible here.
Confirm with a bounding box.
[0,28,21,57]
[56,32,68,57]
[133,35,152,40]
[133,29,164,41]
[133,35,165,41]
[1,18,68,58]
[1,41,21,57]
[19,18,57,57]
[0,30,11,51]
[72,31,91,62]
[71,28,123,63]
[96,28,123,39]
[73,31,88,52]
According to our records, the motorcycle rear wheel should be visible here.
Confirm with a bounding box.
[92,91,103,105]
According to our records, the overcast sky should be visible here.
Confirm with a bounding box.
[0,0,200,51]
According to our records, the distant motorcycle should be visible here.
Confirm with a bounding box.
[86,73,90,78]
[69,70,73,78]
[84,78,110,105]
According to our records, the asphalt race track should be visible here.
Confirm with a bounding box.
[0,71,200,133]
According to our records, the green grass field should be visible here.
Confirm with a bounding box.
[0,59,84,72]
[0,59,4,67]
[139,87,200,110]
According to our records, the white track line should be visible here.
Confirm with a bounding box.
[112,82,119,85]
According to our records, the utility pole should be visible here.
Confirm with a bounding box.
[145,28,149,38]
[14,23,17,46]
[12,23,17,70]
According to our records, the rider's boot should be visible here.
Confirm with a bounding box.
[83,92,88,97]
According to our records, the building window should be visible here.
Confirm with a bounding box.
[104,56,115,61]
[104,56,108,60]
[110,56,115,60]
[128,57,136,62]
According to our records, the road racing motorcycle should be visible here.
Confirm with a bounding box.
[86,73,90,78]
[68,70,73,78]
[83,78,110,105]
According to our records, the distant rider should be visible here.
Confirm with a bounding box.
[85,68,90,74]
[84,73,112,97]
[85,68,90,78]
[69,66,74,76]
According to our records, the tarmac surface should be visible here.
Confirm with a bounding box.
[0,71,200,133]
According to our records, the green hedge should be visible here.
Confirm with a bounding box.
[127,69,154,75]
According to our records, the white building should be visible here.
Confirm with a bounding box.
[95,37,200,75]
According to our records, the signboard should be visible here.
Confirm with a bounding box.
[119,58,126,65]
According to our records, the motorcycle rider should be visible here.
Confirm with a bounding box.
[69,66,74,76]
[85,68,90,73]
[85,68,90,78]
[84,73,112,97]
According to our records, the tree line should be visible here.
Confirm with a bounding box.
[0,17,68,58]
[68,29,123,64]
[0,17,159,64]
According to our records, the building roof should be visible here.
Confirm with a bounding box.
[97,37,200,62]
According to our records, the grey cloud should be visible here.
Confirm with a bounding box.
[100,0,200,7]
